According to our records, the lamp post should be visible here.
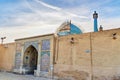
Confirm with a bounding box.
[1,37,6,44]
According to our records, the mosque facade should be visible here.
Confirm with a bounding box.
[0,12,120,80]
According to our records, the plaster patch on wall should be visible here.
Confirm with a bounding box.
[85,50,91,53]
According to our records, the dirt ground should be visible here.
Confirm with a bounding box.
[0,71,53,80]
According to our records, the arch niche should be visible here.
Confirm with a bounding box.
[23,45,38,74]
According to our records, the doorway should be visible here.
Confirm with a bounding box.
[23,45,38,74]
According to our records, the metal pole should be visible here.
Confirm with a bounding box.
[90,33,93,80]
[1,38,3,44]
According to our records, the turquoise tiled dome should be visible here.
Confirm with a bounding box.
[70,23,83,34]
[57,22,83,36]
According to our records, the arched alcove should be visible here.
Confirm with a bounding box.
[23,45,38,74]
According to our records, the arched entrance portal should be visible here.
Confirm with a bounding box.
[23,45,38,74]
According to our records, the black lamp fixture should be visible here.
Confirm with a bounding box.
[70,37,74,44]
[1,37,6,44]
[112,33,117,39]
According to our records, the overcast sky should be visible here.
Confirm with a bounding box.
[0,0,120,43]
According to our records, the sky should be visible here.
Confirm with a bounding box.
[0,0,120,43]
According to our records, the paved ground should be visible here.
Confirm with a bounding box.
[0,72,54,80]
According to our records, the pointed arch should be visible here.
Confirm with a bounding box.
[24,41,39,53]
[23,45,38,74]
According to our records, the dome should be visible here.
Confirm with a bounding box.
[56,21,83,36]
[70,23,83,34]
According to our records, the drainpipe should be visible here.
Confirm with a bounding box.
[90,32,93,80]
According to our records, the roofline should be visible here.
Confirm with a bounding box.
[15,33,55,41]
[15,28,120,41]
[91,27,120,33]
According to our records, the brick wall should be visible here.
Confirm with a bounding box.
[54,28,120,80]
[0,43,15,71]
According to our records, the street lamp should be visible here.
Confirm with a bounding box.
[1,37,6,44]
